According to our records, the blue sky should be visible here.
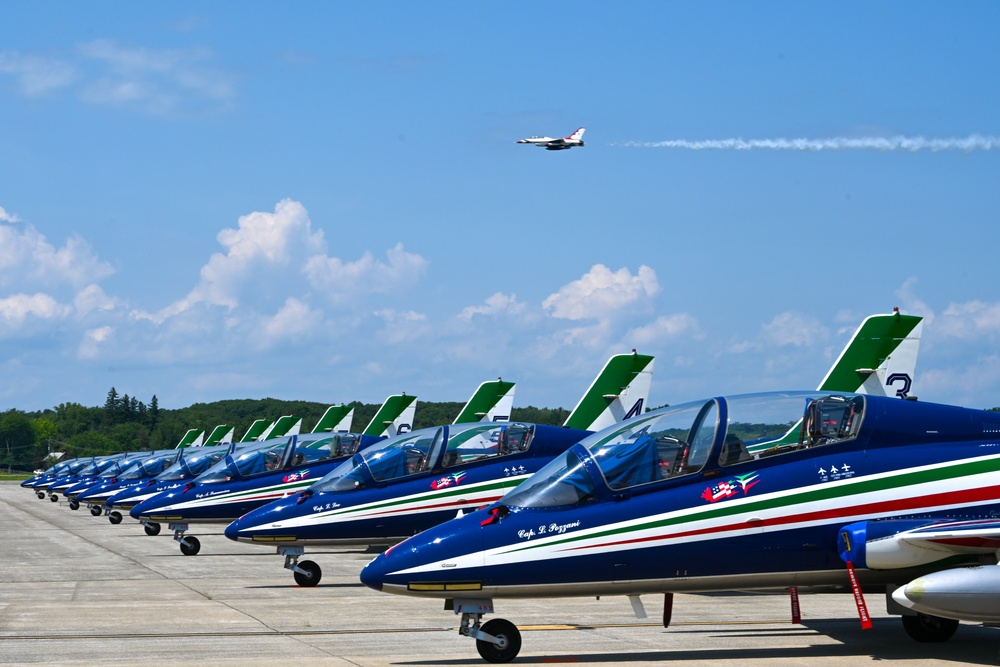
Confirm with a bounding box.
[2,2,999,415]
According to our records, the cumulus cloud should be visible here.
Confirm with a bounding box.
[139,199,325,321]
[543,264,659,320]
[0,207,21,223]
[0,293,71,328]
[0,218,115,290]
[257,297,322,348]
[304,242,428,302]
[459,292,526,320]
[73,284,121,316]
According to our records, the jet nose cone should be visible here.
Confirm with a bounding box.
[224,518,242,542]
[359,553,387,592]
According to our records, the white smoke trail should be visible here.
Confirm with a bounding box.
[616,135,1000,152]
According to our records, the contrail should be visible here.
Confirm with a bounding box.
[616,135,1000,152]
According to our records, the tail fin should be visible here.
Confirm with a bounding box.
[203,424,235,446]
[174,429,205,449]
[362,394,417,437]
[259,415,303,440]
[568,127,585,141]
[240,419,272,442]
[453,379,517,424]
[817,309,923,399]
[563,352,656,431]
[312,405,355,433]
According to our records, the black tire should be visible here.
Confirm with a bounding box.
[108,511,123,524]
[293,560,322,587]
[180,536,201,556]
[36,491,45,499]
[902,613,959,642]
[68,500,80,511]
[49,494,58,502]
[476,619,521,663]
[144,522,161,536]
[90,505,102,517]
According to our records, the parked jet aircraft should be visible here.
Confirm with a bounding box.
[359,386,1000,663]
[516,127,585,150]
[106,401,411,534]
[104,443,237,528]
[64,449,180,511]
[71,449,186,514]
[225,353,654,586]
[131,385,512,556]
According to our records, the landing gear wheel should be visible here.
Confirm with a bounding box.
[293,560,322,587]
[902,613,959,642]
[36,491,45,499]
[90,505,102,516]
[476,619,521,663]
[144,522,161,536]
[180,536,201,556]
[108,511,123,524]
[49,494,58,502]
[69,500,80,511]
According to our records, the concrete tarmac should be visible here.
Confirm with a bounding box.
[1,481,998,666]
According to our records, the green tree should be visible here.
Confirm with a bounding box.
[0,410,36,470]
[148,395,160,429]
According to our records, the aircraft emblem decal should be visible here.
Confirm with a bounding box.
[282,469,310,483]
[701,472,760,503]
[431,471,467,490]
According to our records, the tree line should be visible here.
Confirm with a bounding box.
[0,387,571,473]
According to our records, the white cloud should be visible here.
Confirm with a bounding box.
[0,293,71,328]
[0,52,76,95]
[374,308,430,344]
[760,311,826,347]
[543,264,659,320]
[626,313,701,347]
[935,301,1000,341]
[73,284,120,316]
[258,297,321,348]
[0,40,236,115]
[0,219,115,290]
[140,199,325,321]
[77,39,236,114]
[459,292,526,320]
[78,325,114,359]
[304,242,428,303]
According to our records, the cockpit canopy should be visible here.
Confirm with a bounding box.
[195,433,349,484]
[157,445,231,482]
[312,422,536,493]
[503,392,865,509]
[115,452,181,480]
